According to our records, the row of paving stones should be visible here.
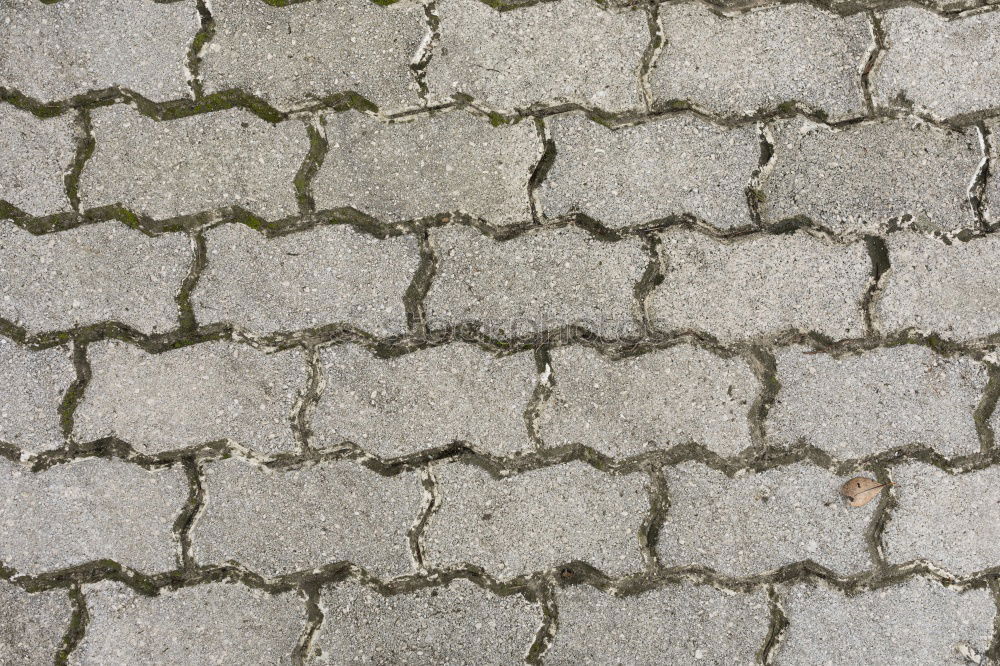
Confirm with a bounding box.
[4,103,997,233]
[3,575,993,664]
[7,220,1000,341]
[0,455,997,579]
[6,0,1000,122]
[3,336,993,460]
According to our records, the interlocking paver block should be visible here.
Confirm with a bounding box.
[0,457,186,575]
[0,581,73,665]
[0,106,74,216]
[650,4,870,120]
[423,461,648,577]
[761,119,981,232]
[72,581,304,665]
[0,221,189,335]
[192,458,422,578]
[194,224,419,336]
[0,338,73,456]
[202,0,427,114]
[537,113,759,229]
[884,463,1000,575]
[537,345,757,458]
[426,0,647,113]
[873,8,1000,120]
[80,107,308,220]
[547,584,769,664]
[0,0,198,103]
[313,343,537,458]
[312,579,540,664]
[426,226,646,337]
[314,111,539,226]
[657,462,875,576]
[74,340,305,457]
[876,234,1000,341]
[649,230,869,342]
[768,345,985,459]
[778,578,995,663]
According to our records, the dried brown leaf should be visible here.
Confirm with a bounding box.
[840,477,888,508]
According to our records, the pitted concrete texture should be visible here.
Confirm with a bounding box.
[650,3,871,120]
[313,343,538,458]
[426,0,647,113]
[426,225,647,337]
[538,112,759,229]
[314,111,540,226]
[6,0,1000,661]
[657,462,875,576]
[768,345,986,459]
[423,460,649,578]
[777,578,995,663]
[537,344,758,458]
[0,221,189,335]
[0,457,186,575]
[71,580,305,665]
[649,229,869,342]
[873,8,1000,120]
[0,0,198,103]
[194,223,419,336]
[0,106,75,216]
[202,0,427,114]
[80,107,309,220]
[883,463,1000,576]
[0,581,73,665]
[312,579,541,664]
[761,119,981,232]
[547,583,769,664]
[191,457,422,578]
[0,338,73,455]
[73,340,306,456]
[876,233,1000,341]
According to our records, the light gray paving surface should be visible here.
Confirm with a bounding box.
[5,0,1000,661]
[650,3,871,121]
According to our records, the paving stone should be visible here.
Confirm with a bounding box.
[0,457,186,575]
[650,4,870,121]
[80,107,308,220]
[537,112,759,229]
[192,458,422,578]
[649,229,869,342]
[777,578,995,663]
[202,0,427,114]
[768,345,985,459]
[0,0,198,103]
[0,338,74,456]
[313,343,537,458]
[426,226,647,338]
[194,224,419,336]
[876,233,1000,341]
[426,0,647,113]
[313,111,539,226]
[0,221,190,335]
[760,119,981,232]
[72,581,304,665]
[0,581,73,665]
[312,579,540,664]
[547,583,769,664]
[0,106,75,216]
[873,8,1000,120]
[74,340,305,457]
[657,462,875,576]
[883,463,1000,575]
[423,460,648,577]
[537,345,757,458]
